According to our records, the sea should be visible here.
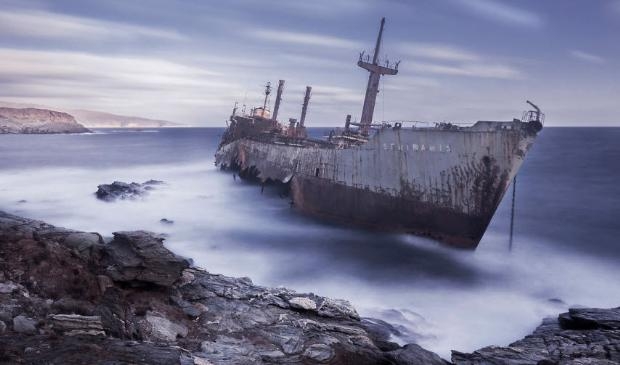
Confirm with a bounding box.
[0,127,618,359]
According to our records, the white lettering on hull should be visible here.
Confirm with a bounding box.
[383,143,452,152]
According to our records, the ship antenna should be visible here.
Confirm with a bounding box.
[358,17,399,136]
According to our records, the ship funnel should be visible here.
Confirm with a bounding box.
[272,80,285,121]
[300,86,312,127]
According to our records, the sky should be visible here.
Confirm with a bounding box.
[0,0,618,126]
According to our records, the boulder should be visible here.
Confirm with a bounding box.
[12,315,37,334]
[142,312,188,342]
[102,231,189,287]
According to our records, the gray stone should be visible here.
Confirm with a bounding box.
[452,307,620,365]
[0,320,6,333]
[288,296,317,311]
[317,297,360,320]
[0,282,19,294]
[143,312,188,341]
[303,343,335,362]
[387,343,449,365]
[103,231,189,287]
[13,315,37,334]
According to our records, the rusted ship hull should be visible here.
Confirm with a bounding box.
[215,121,538,248]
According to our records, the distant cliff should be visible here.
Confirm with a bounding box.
[0,102,180,128]
[69,109,179,128]
[0,107,90,134]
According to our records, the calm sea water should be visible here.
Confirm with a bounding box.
[1,127,618,358]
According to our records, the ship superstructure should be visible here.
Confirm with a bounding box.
[215,18,543,248]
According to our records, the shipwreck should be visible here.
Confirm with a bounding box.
[215,18,543,248]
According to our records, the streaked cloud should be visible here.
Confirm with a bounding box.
[398,42,480,62]
[263,0,372,17]
[408,61,521,79]
[570,50,606,64]
[0,48,242,122]
[249,29,362,49]
[453,0,542,28]
[397,42,520,80]
[0,8,186,42]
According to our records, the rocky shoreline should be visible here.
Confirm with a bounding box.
[1,211,618,364]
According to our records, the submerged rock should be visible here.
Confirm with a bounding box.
[95,180,164,201]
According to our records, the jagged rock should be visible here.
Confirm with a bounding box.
[387,343,449,365]
[317,297,360,320]
[192,356,214,365]
[303,343,335,362]
[102,231,190,287]
[288,296,317,311]
[12,315,37,334]
[0,282,19,294]
[0,211,459,365]
[142,312,188,341]
[51,298,96,316]
[560,307,620,330]
[49,314,105,336]
[95,180,164,201]
[452,307,620,365]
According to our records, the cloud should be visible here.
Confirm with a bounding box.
[396,42,520,79]
[398,42,480,62]
[453,0,542,28]
[0,8,186,42]
[248,29,362,49]
[570,50,606,64]
[0,48,244,122]
[262,0,372,17]
[407,61,521,79]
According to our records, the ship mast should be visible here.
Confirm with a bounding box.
[358,17,398,136]
[262,82,271,117]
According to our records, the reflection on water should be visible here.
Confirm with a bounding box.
[0,127,619,358]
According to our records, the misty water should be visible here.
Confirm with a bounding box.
[0,127,618,358]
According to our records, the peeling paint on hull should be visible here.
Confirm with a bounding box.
[215,122,539,249]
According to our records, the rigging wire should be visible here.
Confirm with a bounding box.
[509,175,517,251]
